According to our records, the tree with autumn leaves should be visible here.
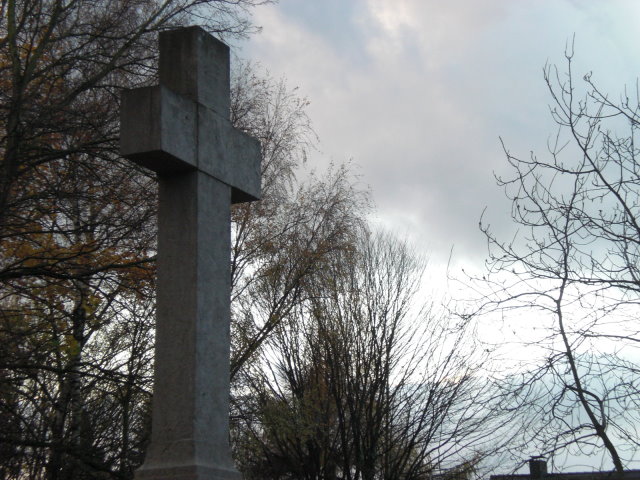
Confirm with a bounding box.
[0,1,261,477]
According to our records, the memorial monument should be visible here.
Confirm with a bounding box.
[120,26,261,480]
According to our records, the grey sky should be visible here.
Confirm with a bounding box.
[236,0,640,274]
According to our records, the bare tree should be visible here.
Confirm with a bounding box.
[471,45,640,473]
[228,63,369,381]
[234,231,505,480]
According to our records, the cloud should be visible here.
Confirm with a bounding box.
[240,0,640,270]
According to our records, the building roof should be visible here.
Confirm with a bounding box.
[491,472,640,480]
[489,459,640,480]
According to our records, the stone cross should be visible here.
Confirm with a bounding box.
[120,26,260,480]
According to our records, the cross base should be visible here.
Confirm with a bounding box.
[135,463,242,480]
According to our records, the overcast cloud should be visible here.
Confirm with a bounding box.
[235,0,640,274]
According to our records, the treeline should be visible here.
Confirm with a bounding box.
[2,1,640,479]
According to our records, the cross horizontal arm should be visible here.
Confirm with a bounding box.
[120,85,261,203]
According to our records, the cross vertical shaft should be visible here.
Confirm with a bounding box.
[120,27,261,480]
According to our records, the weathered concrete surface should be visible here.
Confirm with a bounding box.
[121,85,197,173]
[120,26,261,480]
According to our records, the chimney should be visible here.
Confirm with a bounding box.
[529,458,547,479]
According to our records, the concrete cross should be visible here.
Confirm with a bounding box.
[120,26,260,480]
